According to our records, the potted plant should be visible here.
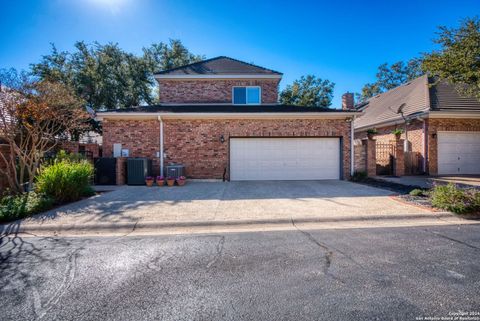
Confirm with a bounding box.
[145,176,154,187]
[367,128,378,139]
[391,128,403,140]
[156,176,165,186]
[177,176,186,186]
[166,176,175,187]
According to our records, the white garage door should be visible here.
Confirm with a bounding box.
[230,138,340,181]
[438,132,480,175]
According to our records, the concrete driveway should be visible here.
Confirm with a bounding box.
[1,180,461,236]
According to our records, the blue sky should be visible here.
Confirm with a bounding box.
[0,0,478,107]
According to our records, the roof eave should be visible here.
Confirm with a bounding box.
[354,110,430,131]
[154,74,283,79]
[96,111,362,121]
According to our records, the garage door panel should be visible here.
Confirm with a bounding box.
[230,138,340,181]
[438,132,480,175]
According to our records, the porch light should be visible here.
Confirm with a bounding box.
[219,135,225,143]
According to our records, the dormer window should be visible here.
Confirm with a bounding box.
[233,86,261,105]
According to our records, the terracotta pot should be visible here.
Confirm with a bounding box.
[167,179,175,187]
[177,179,186,186]
[146,180,154,187]
[157,180,164,186]
[367,133,375,140]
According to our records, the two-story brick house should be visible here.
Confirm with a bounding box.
[97,56,360,181]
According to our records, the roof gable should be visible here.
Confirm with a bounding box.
[155,56,282,76]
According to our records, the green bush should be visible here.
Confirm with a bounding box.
[36,159,94,204]
[351,171,368,182]
[53,150,86,163]
[409,189,425,197]
[0,192,53,222]
[391,128,404,136]
[431,184,480,214]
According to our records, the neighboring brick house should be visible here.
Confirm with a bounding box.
[97,56,360,181]
[352,75,480,175]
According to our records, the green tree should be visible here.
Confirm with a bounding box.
[279,75,335,108]
[422,17,480,101]
[143,39,205,73]
[31,39,203,110]
[357,58,423,102]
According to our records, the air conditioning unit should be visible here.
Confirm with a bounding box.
[165,164,185,178]
[127,158,152,185]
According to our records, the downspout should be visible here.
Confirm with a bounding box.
[158,116,164,177]
[350,115,355,177]
[421,118,427,173]
[422,75,431,174]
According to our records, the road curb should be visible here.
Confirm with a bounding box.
[0,212,457,236]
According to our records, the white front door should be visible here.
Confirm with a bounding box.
[229,137,341,181]
[437,132,480,175]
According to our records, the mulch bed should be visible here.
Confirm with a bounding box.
[353,177,423,195]
[354,177,480,219]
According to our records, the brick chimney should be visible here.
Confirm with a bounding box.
[342,92,354,110]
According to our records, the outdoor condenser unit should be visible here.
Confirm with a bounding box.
[165,164,185,179]
[127,158,152,185]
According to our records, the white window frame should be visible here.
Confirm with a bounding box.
[232,86,262,105]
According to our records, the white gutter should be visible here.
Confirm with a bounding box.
[158,116,164,177]
[350,116,355,177]
[154,74,282,80]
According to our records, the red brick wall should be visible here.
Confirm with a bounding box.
[353,139,366,173]
[103,118,352,180]
[59,142,100,159]
[427,118,480,175]
[355,120,424,154]
[103,119,161,176]
[157,79,280,104]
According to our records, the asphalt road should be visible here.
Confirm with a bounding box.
[1,224,480,321]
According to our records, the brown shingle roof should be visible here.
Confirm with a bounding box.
[155,56,282,76]
[355,75,480,130]
[430,79,480,111]
[354,75,429,130]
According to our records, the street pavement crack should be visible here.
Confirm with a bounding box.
[291,218,334,277]
[427,229,480,251]
[207,235,225,268]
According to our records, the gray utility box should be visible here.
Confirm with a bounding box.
[127,158,152,185]
[165,164,185,178]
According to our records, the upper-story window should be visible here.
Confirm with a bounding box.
[233,86,261,105]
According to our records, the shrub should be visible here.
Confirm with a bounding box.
[53,150,86,163]
[409,189,425,197]
[431,184,480,214]
[36,159,94,204]
[367,128,378,135]
[0,192,53,222]
[391,128,404,136]
[351,171,368,182]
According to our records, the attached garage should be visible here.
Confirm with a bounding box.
[229,137,341,181]
[437,132,480,175]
